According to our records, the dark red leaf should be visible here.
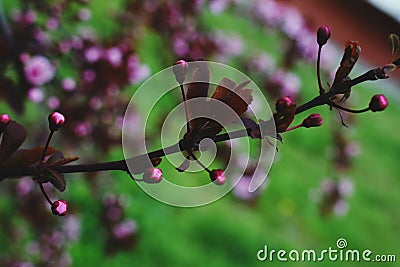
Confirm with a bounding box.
[273,104,297,133]
[46,168,67,192]
[389,33,399,59]
[47,156,79,168]
[186,61,210,100]
[212,79,252,116]
[0,121,27,163]
[331,40,361,90]
[186,61,211,131]
[2,146,57,167]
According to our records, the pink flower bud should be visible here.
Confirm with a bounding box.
[210,169,226,185]
[275,96,295,114]
[302,113,323,128]
[51,199,68,216]
[0,114,11,125]
[172,60,188,84]
[48,111,65,131]
[0,114,11,133]
[143,167,163,183]
[369,94,388,112]
[317,26,331,46]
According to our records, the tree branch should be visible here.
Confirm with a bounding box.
[0,66,391,180]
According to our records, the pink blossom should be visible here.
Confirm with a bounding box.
[112,220,137,239]
[127,56,150,84]
[28,87,44,103]
[270,69,301,97]
[89,97,102,110]
[173,35,189,57]
[19,53,30,64]
[78,8,91,21]
[71,36,83,50]
[16,179,35,196]
[281,7,304,39]
[104,47,123,67]
[84,46,102,63]
[74,122,93,136]
[59,41,71,54]
[47,96,60,109]
[253,0,283,27]
[46,17,59,30]
[24,55,56,86]
[61,77,76,91]
[128,64,150,84]
[83,69,96,82]
[209,0,231,14]
[213,32,244,57]
[32,29,50,45]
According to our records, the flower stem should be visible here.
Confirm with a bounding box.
[39,182,52,205]
[179,83,191,133]
[330,102,370,113]
[41,131,54,161]
[317,45,325,95]
[187,150,211,173]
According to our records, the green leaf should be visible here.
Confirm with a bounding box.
[389,33,399,59]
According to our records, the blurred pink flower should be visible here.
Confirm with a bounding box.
[127,56,150,84]
[32,29,50,45]
[104,47,123,67]
[46,17,59,30]
[172,35,189,57]
[112,220,137,239]
[59,41,71,54]
[47,96,60,109]
[71,36,83,50]
[209,0,231,14]
[61,77,76,91]
[83,69,96,82]
[74,122,93,136]
[78,8,91,21]
[24,55,56,86]
[85,46,102,63]
[270,69,301,96]
[28,87,44,103]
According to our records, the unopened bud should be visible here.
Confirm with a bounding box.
[382,63,397,74]
[369,94,388,112]
[209,169,226,185]
[275,96,295,114]
[51,199,68,216]
[302,113,323,128]
[317,26,331,46]
[0,114,11,133]
[143,167,163,183]
[48,112,65,131]
[173,60,188,84]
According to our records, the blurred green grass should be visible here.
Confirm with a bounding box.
[67,7,400,267]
